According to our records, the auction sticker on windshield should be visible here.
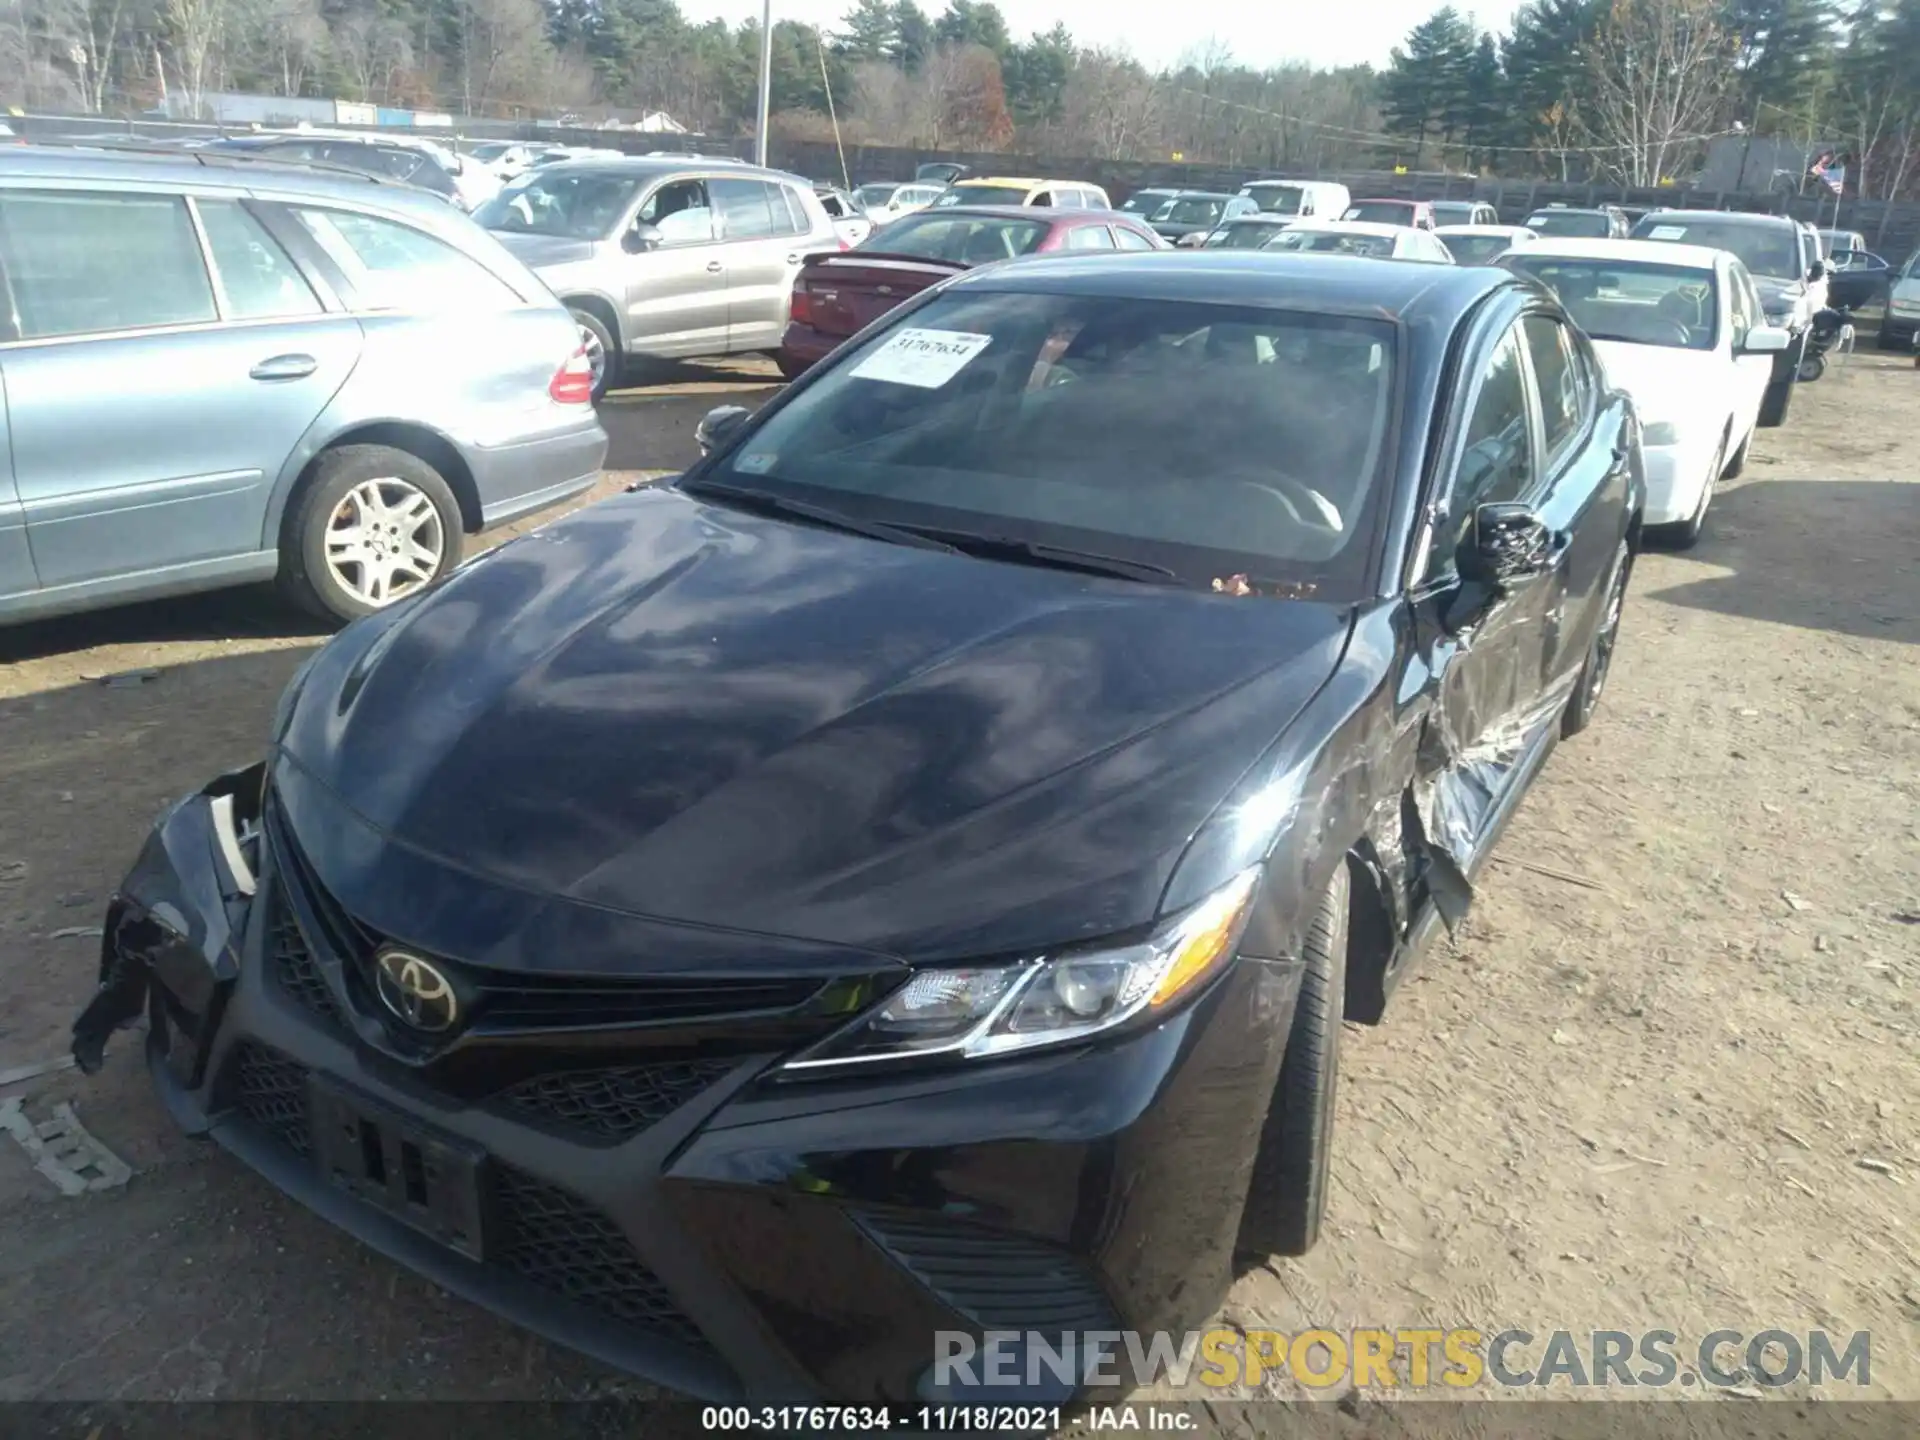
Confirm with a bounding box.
[1648,225,1688,240]
[849,329,993,388]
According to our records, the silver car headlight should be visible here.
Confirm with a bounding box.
[781,867,1262,1073]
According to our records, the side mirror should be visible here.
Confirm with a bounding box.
[1459,502,1557,586]
[1743,325,1793,354]
[624,222,663,254]
[695,405,751,456]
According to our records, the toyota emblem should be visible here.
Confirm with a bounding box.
[373,948,459,1033]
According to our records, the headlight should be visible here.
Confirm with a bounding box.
[782,867,1262,1073]
[1641,421,1679,446]
[1891,296,1920,314]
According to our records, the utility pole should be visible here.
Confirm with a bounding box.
[754,0,773,167]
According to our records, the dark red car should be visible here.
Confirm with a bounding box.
[1340,198,1437,230]
[778,206,1165,377]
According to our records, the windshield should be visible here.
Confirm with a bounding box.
[935,185,1032,208]
[1242,184,1307,215]
[1633,218,1799,279]
[1431,203,1478,224]
[469,142,513,162]
[1506,257,1719,351]
[1207,223,1283,250]
[1122,191,1174,213]
[1153,196,1227,226]
[474,170,645,239]
[1268,229,1395,258]
[1343,202,1414,225]
[857,184,901,208]
[1439,234,1516,266]
[862,213,1049,263]
[1526,210,1613,238]
[694,291,1396,594]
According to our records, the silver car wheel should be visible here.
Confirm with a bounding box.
[324,478,445,606]
[578,321,607,388]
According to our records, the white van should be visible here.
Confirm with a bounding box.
[1883,249,1920,351]
[1235,179,1351,223]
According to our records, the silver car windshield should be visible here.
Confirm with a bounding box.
[474,171,647,240]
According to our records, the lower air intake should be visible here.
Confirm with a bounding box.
[229,1041,313,1158]
[490,1060,734,1144]
[855,1211,1122,1334]
[493,1163,710,1350]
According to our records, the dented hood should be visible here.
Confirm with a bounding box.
[277,486,1353,961]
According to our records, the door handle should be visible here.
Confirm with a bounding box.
[706,261,723,274]
[249,353,318,381]
[785,254,801,265]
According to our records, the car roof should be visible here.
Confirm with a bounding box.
[1163,190,1235,200]
[959,177,1097,189]
[1528,205,1612,216]
[1349,197,1423,206]
[1289,220,1408,239]
[1522,236,1723,269]
[1220,214,1292,223]
[0,142,453,216]
[531,156,807,185]
[1635,209,1797,230]
[947,249,1509,322]
[1435,224,1536,237]
[904,204,1120,223]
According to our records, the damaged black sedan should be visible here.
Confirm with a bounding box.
[74,253,1644,1404]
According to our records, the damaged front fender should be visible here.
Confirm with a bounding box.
[71,763,266,1090]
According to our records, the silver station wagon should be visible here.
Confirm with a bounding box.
[0,145,607,627]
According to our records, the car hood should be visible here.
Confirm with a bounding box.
[1589,342,1721,423]
[277,487,1352,963]
[490,231,600,269]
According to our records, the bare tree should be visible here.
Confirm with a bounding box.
[1584,0,1736,186]
[241,0,325,99]
[334,6,409,104]
[1060,48,1160,161]
[162,0,231,116]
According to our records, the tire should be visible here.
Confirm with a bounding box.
[1722,428,1750,480]
[1876,325,1908,352]
[277,445,464,623]
[1235,864,1350,1262]
[1561,541,1631,738]
[569,305,619,402]
[1647,433,1722,551]
[775,352,810,382]
[1797,350,1826,383]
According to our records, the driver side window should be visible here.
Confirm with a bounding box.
[1426,324,1536,581]
[638,180,713,247]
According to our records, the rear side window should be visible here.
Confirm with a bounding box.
[1114,226,1156,251]
[295,208,520,311]
[1065,225,1115,250]
[773,185,809,236]
[196,199,323,320]
[0,190,215,340]
[713,178,776,240]
[1521,314,1585,461]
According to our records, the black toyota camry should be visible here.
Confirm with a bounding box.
[74,254,1645,1404]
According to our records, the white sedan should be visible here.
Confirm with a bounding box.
[1434,223,1537,266]
[1503,237,1790,546]
[1262,220,1455,263]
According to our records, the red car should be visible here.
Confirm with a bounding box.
[778,206,1165,377]
[1340,198,1437,230]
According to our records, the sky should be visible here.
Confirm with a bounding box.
[678,0,1526,72]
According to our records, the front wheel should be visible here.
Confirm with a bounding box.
[278,445,463,623]
[1235,864,1350,1262]
[1561,541,1631,738]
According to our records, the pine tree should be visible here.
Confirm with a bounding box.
[836,0,899,64]
[1382,8,1476,167]
[890,1,934,73]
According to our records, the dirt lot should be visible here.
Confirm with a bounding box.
[0,356,1914,1411]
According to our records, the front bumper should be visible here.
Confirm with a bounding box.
[778,323,845,373]
[1638,439,1711,525]
[73,767,1301,1403]
[1881,312,1920,348]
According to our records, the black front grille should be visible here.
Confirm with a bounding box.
[857,1212,1121,1334]
[490,1060,734,1143]
[266,884,346,1032]
[230,1041,313,1158]
[494,1163,707,1348]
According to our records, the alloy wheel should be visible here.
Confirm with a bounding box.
[578,321,607,389]
[323,478,445,607]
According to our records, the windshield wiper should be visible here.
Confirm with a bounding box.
[914,531,1181,585]
[682,481,962,553]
